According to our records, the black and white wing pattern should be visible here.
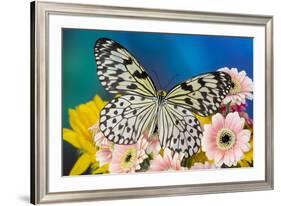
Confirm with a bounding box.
[165,72,232,116]
[94,38,157,97]
[159,72,232,157]
[158,104,202,157]
[99,95,157,144]
[94,38,159,145]
[95,38,232,158]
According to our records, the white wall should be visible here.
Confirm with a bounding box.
[0,0,279,205]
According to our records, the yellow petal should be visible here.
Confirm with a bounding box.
[69,153,92,175]
[76,106,94,129]
[75,135,96,160]
[69,109,92,141]
[63,128,81,149]
[86,101,100,124]
[87,99,103,125]
[94,95,107,110]
[239,160,250,167]
[86,103,100,123]
[192,151,209,163]
[188,151,209,168]
[69,109,84,133]
[243,150,253,162]
[66,96,108,142]
[194,114,212,125]
[77,102,100,128]
[91,162,99,171]
[92,163,109,174]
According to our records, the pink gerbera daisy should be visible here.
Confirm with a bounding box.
[109,137,148,173]
[190,161,216,170]
[91,123,114,166]
[202,112,251,167]
[218,67,253,105]
[96,142,113,166]
[150,148,184,171]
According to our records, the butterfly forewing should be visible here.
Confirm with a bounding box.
[165,72,232,116]
[94,38,157,97]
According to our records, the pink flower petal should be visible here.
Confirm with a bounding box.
[233,117,245,134]
[213,150,224,163]
[150,149,184,171]
[191,162,216,170]
[240,142,251,152]
[233,146,243,162]
[109,162,122,173]
[237,130,251,143]
[223,151,232,167]
[96,149,112,166]
[218,67,253,105]
[225,112,240,131]
[238,70,246,82]
[212,113,225,132]
[202,110,252,167]
[230,68,239,76]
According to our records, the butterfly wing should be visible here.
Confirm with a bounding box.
[165,72,232,116]
[158,103,202,157]
[99,95,158,144]
[158,71,231,157]
[94,38,157,97]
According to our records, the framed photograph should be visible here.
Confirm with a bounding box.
[30,1,274,204]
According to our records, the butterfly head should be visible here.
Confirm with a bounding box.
[157,90,167,103]
[157,90,167,97]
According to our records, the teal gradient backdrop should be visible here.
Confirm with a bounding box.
[62,28,253,175]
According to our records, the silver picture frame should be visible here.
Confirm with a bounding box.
[30,1,274,204]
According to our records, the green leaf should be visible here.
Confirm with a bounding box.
[137,158,151,172]
[226,102,231,114]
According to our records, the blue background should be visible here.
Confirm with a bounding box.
[62,28,253,175]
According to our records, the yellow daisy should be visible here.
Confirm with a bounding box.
[63,95,107,175]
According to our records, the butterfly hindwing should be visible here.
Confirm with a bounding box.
[165,72,232,116]
[99,95,158,144]
[158,103,202,157]
[94,38,157,97]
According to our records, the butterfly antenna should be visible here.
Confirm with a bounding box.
[164,74,180,91]
[150,70,163,90]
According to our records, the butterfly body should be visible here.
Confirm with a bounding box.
[156,90,167,104]
[94,38,232,157]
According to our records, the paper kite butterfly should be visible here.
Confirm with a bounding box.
[94,38,232,158]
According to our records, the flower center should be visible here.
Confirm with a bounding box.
[125,154,132,162]
[229,78,241,95]
[121,148,137,170]
[216,128,236,150]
